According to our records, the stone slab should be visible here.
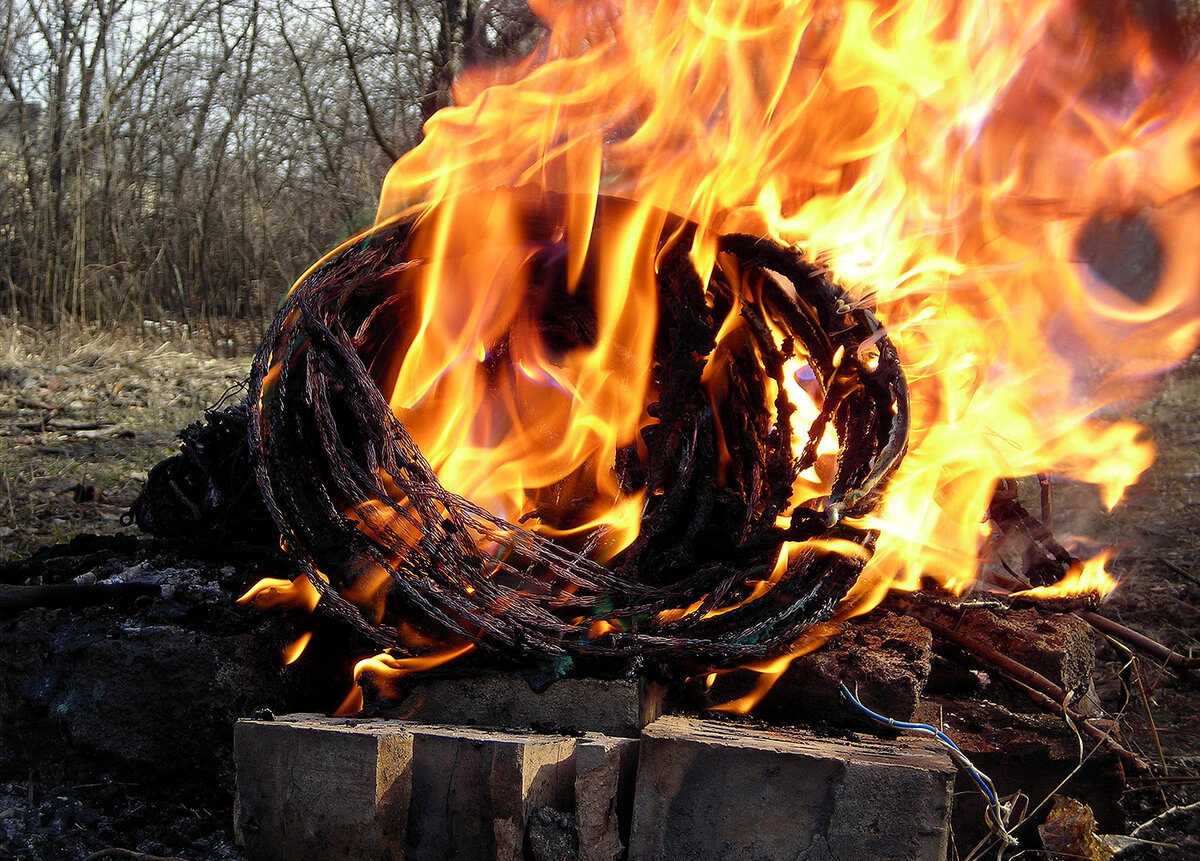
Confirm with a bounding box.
[628,716,955,861]
[387,674,656,737]
[233,716,412,861]
[404,722,577,861]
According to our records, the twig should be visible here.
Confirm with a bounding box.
[1161,557,1200,590]
[1079,611,1199,676]
[15,396,57,411]
[921,613,1151,773]
[945,565,1198,677]
[0,582,161,612]
[1125,775,1200,784]
[1037,472,1052,529]
[1128,799,1200,838]
[1131,658,1170,806]
[51,418,105,431]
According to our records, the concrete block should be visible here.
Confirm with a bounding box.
[405,723,577,861]
[628,716,955,861]
[233,716,412,861]
[388,674,657,737]
[575,734,639,861]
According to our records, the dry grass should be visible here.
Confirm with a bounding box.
[0,318,258,561]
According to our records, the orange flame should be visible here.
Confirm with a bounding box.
[1012,551,1119,600]
[335,641,478,715]
[282,631,314,666]
[364,0,1199,609]
[709,620,842,714]
[255,0,1200,709]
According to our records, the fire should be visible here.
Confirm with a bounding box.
[237,575,322,613]
[1012,551,1119,600]
[368,0,1199,600]
[335,641,477,715]
[250,0,1200,709]
[364,191,662,561]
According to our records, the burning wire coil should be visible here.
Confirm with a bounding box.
[249,191,909,665]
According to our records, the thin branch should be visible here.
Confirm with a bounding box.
[0,582,160,612]
[920,612,1151,773]
[328,0,399,162]
[1080,611,1200,676]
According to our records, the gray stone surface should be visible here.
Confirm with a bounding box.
[388,674,655,737]
[575,734,638,861]
[234,716,412,861]
[627,716,955,861]
[405,722,577,861]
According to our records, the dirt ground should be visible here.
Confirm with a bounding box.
[1,320,1199,857]
[0,321,256,563]
[1048,348,1200,769]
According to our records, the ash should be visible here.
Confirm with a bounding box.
[0,534,317,861]
[0,779,246,861]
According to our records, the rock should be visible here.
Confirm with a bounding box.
[234,716,412,861]
[528,806,578,861]
[628,715,955,861]
[0,549,300,796]
[575,734,638,861]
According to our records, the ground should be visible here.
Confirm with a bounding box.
[0,320,1198,858]
[0,322,255,562]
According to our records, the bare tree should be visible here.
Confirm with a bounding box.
[0,0,540,333]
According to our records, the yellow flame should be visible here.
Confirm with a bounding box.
[257,0,1200,705]
[1012,551,1119,600]
[237,574,322,613]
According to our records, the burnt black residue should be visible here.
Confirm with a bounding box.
[0,534,328,860]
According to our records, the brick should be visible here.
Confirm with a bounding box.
[405,723,577,861]
[575,734,638,861]
[628,716,954,861]
[388,674,657,737]
[233,716,412,861]
[761,611,933,724]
